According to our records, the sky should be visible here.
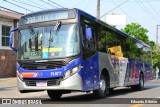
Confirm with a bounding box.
[0,0,160,43]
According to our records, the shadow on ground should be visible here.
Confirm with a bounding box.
[0,86,17,91]
[41,84,160,104]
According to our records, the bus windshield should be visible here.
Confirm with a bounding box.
[18,24,79,60]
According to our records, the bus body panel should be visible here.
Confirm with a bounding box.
[98,52,115,88]
[82,52,99,91]
[98,51,153,88]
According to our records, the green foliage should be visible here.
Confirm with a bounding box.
[152,46,160,70]
[121,22,149,44]
[121,22,159,72]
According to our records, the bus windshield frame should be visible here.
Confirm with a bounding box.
[17,23,80,60]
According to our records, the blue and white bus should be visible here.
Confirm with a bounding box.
[10,8,153,99]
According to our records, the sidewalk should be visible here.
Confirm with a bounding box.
[0,77,17,88]
[0,77,47,98]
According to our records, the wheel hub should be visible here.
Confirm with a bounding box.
[140,78,143,87]
[100,80,106,93]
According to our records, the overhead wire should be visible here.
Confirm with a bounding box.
[28,0,49,9]
[109,0,137,22]
[101,0,155,39]
[139,0,159,21]
[100,0,129,18]
[40,0,58,8]
[135,0,159,24]
[3,0,33,12]
[146,0,160,18]
[0,5,24,14]
[11,0,45,10]
[111,0,155,38]
[47,0,65,8]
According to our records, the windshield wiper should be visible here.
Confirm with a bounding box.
[48,21,61,55]
[49,21,61,42]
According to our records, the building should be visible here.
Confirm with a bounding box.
[0,9,23,77]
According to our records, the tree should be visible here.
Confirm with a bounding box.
[121,22,149,44]
[121,22,159,72]
[152,46,160,69]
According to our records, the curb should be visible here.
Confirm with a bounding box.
[0,77,16,81]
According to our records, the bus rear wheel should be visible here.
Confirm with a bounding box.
[131,74,144,91]
[138,73,144,90]
[47,90,63,100]
[93,75,109,98]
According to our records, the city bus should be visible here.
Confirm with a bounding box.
[9,8,153,99]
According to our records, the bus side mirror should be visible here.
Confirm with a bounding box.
[9,28,18,52]
[85,28,92,40]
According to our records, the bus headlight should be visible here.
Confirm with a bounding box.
[64,65,80,79]
[17,70,23,80]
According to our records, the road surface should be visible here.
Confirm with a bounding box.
[0,78,160,107]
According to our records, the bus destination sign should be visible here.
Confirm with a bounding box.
[19,10,75,25]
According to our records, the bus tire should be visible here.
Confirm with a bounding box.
[47,90,63,100]
[131,74,144,91]
[93,74,109,98]
[138,73,144,90]
[109,88,114,94]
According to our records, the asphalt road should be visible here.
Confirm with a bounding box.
[0,79,160,107]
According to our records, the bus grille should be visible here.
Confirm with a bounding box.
[19,61,66,70]
[24,78,62,86]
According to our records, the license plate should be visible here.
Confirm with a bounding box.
[36,81,47,87]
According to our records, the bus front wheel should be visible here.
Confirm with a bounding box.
[47,90,63,100]
[93,75,109,98]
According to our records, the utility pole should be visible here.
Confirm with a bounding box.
[156,25,160,50]
[97,0,100,19]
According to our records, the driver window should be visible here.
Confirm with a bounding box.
[82,24,96,50]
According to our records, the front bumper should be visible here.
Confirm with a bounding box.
[17,73,83,91]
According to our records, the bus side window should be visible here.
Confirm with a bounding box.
[83,25,96,50]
